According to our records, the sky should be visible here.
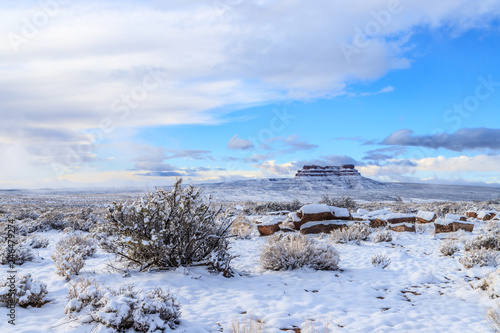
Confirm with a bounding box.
[1,0,500,189]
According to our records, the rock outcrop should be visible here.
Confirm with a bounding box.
[295,164,360,178]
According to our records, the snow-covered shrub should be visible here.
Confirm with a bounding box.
[25,235,50,249]
[102,179,234,276]
[0,242,35,265]
[56,234,96,258]
[329,223,371,245]
[35,210,67,231]
[370,229,393,243]
[231,215,254,239]
[320,195,357,210]
[459,249,498,269]
[66,207,99,232]
[51,235,95,280]
[440,239,459,256]
[464,233,500,251]
[260,233,340,271]
[52,250,85,280]
[231,314,265,333]
[244,199,302,214]
[0,274,48,308]
[371,254,391,269]
[65,280,181,332]
[488,302,500,333]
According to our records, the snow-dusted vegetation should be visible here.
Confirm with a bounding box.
[1,184,500,332]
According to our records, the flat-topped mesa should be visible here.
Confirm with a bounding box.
[295,164,360,178]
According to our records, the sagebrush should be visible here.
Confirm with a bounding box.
[330,223,371,245]
[260,233,340,271]
[101,179,234,276]
[66,278,181,332]
[0,274,48,308]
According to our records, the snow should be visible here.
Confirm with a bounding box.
[416,211,436,221]
[299,204,331,214]
[3,190,500,332]
[445,214,466,221]
[477,210,497,219]
[434,218,454,225]
[329,206,350,218]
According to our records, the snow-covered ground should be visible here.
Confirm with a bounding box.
[1,185,500,332]
[1,217,499,331]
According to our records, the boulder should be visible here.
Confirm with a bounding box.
[293,204,351,229]
[465,211,477,219]
[452,221,474,232]
[257,223,281,236]
[300,221,349,235]
[435,223,453,234]
[416,211,437,223]
[377,213,416,225]
[477,211,497,221]
[390,223,415,232]
[369,218,386,228]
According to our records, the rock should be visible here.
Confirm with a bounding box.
[369,218,386,228]
[390,223,416,232]
[435,222,453,234]
[257,223,281,236]
[378,213,416,225]
[300,221,349,234]
[416,211,437,223]
[293,204,351,229]
[465,211,477,218]
[295,164,361,178]
[453,221,474,232]
[477,211,497,221]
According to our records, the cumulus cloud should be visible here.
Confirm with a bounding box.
[227,134,254,150]
[382,128,500,151]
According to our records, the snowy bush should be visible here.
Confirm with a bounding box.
[52,250,85,280]
[244,199,302,214]
[231,314,265,333]
[51,235,95,280]
[65,279,181,332]
[231,215,255,239]
[35,210,67,231]
[464,233,500,251]
[440,239,459,256]
[260,233,340,271]
[0,274,48,308]
[371,254,391,269]
[0,242,35,265]
[66,207,99,232]
[329,223,371,245]
[459,248,499,269]
[471,268,500,298]
[487,301,500,333]
[320,195,357,210]
[103,179,234,276]
[56,234,96,258]
[370,229,393,243]
[25,235,50,249]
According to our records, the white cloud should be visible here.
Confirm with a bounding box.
[227,134,254,150]
[1,0,500,187]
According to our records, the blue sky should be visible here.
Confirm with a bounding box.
[1,0,500,188]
